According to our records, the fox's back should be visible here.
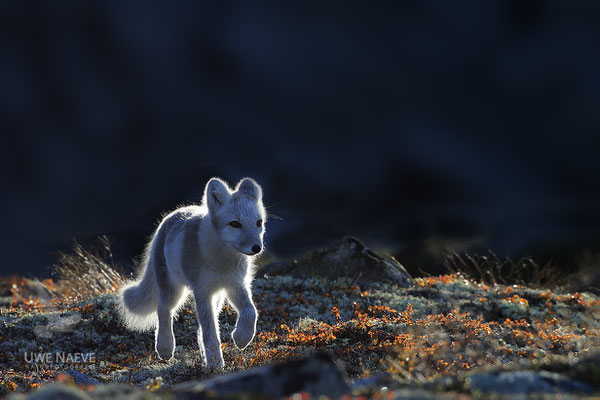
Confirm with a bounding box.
[159,205,205,244]
[154,206,206,283]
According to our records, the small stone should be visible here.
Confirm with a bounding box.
[173,352,350,399]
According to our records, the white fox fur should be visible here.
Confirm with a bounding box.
[118,177,266,369]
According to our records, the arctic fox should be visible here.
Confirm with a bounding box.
[118,177,266,369]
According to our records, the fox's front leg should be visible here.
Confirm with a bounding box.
[226,284,257,349]
[193,292,224,369]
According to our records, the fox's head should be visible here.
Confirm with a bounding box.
[204,177,266,256]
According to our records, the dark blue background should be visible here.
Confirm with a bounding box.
[1,1,599,277]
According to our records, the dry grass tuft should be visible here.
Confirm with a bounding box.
[51,236,125,301]
[443,250,565,288]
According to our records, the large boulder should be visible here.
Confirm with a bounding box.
[465,370,594,395]
[261,236,412,287]
[173,352,350,399]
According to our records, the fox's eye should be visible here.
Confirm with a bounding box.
[257,219,262,227]
[229,221,242,228]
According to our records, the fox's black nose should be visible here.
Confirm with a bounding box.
[252,245,262,254]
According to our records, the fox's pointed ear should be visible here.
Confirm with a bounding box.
[205,178,231,211]
[236,178,262,201]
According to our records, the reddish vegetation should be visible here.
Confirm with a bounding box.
[1,272,599,394]
[225,274,599,380]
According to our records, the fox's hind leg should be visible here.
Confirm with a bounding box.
[193,289,225,369]
[155,263,187,361]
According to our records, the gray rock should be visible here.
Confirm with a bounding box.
[89,384,150,400]
[260,236,412,287]
[9,383,157,400]
[173,352,350,399]
[64,370,99,386]
[466,370,594,395]
[373,389,456,399]
[352,372,397,392]
[566,268,600,296]
[13,384,91,400]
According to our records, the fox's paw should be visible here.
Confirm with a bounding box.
[156,335,175,361]
[204,351,225,370]
[232,325,255,350]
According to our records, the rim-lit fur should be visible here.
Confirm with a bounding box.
[118,177,266,369]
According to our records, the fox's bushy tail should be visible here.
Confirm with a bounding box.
[118,242,159,331]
